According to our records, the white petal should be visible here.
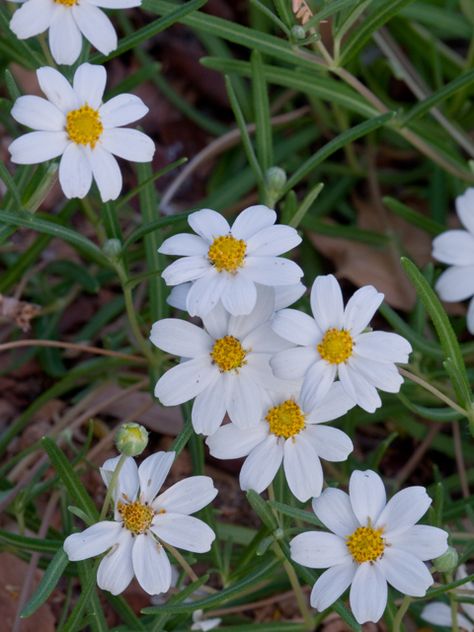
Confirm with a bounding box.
[343,285,384,335]
[349,356,403,393]
[188,208,230,242]
[312,488,359,538]
[435,265,474,302]
[338,363,381,413]
[63,521,121,560]
[432,230,474,266]
[350,563,387,624]
[378,548,433,597]
[290,531,350,568]
[37,66,78,112]
[73,63,106,110]
[422,602,472,630]
[101,128,155,162]
[191,378,226,435]
[239,435,283,493]
[354,331,412,364]
[244,256,303,286]
[89,146,122,202]
[97,529,134,595]
[138,451,175,504]
[11,95,64,131]
[9,131,68,164]
[376,486,431,535]
[271,346,318,381]
[300,360,337,411]
[456,188,474,235]
[221,273,257,316]
[101,455,139,508]
[89,0,140,6]
[161,257,211,286]
[467,296,474,335]
[49,9,82,65]
[226,371,265,427]
[283,434,324,501]
[151,514,215,552]
[305,425,353,462]
[58,144,92,199]
[159,233,208,256]
[389,525,448,561]
[206,422,268,459]
[242,323,290,354]
[272,309,320,346]
[186,272,227,317]
[310,562,357,611]
[100,94,148,128]
[310,275,344,331]
[246,224,302,256]
[167,283,190,311]
[73,4,117,56]
[229,285,275,340]
[132,534,172,595]
[308,382,355,422]
[349,470,386,526]
[10,0,55,39]
[150,318,212,357]
[153,476,217,515]
[154,358,217,406]
[274,282,306,309]
[201,301,229,339]
[231,204,276,240]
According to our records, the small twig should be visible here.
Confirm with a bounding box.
[161,541,216,594]
[0,339,146,364]
[207,586,309,617]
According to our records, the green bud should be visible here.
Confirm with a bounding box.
[265,167,287,207]
[115,422,149,457]
[433,546,458,573]
[291,25,306,41]
[103,238,122,259]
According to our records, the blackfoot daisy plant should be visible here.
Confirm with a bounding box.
[9,63,154,201]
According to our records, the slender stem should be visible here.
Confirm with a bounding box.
[399,367,468,416]
[99,454,127,520]
[0,339,145,363]
[447,573,460,632]
[393,594,412,632]
[161,541,216,594]
[280,554,314,631]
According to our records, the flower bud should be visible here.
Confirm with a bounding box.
[433,546,458,573]
[115,422,149,457]
[291,25,306,41]
[265,166,287,207]
[103,238,122,260]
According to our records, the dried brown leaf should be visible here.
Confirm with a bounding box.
[0,295,41,332]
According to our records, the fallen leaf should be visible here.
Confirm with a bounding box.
[0,295,41,332]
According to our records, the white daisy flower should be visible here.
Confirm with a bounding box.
[9,0,139,66]
[167,281,306,314]
[158,205,304,317]
[9,63,154,202]
[64,451,217,595]
[191,610,222,631]
[150,286,290,436]
[290,470,448,624]
[271,274,412,413]
[421,565,474,631]
[432,188,474,335]
[206,383,354,502]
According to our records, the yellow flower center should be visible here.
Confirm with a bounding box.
[346,526,385,564]
[55,0,76,5]
[317,328,354,364]
[266,399,306,439]
[210,335,246,372]
[117,500,154,535]
[66,105,103,148]
[208,235,246,273]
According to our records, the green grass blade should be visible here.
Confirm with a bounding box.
[21,548,69,618]
[251,50,273,172]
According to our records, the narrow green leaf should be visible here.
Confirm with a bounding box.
[21,548,68,618]
[289,182,324,228]
[123,212,189,249]
[117,157,187,209]
[42,437,98,519]
[268,501,322,527]
[0,160,22,209]
[246,490,279,531]
[251,50,273,172]
[4,68,21,100]
[61,561,98,632]
[0,530,62,553]
[44,260,99,293]
[383,196,444,236]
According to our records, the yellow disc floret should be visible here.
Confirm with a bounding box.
[317,328,354,364]
[117,500,154,535]
[346,526,385,564]
[266,399,306,439]
[210,335,246,372]
[66,105,103,148]
[208,235,246,273]
[55,0,77,5]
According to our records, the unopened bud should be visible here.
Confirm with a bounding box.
[103,238,122,259]
[433,546,458,573]
[115,422,149,457]
[291,25,306,41]
[265,166,287,207]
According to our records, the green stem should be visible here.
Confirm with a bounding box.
[280,554,314,631]
[399,367,469,417]
[447,573,460,632]
[393,595,412,632]
[99,454,127,520]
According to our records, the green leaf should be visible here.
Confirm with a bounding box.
[44,260,99,293]
[339,0,418,66]
[268,501,323,527]
[21,548,69,618]
[251,50,273,172]
[246,490,279,531]
[383,196,444,236]
[42,437,98,519]
[0,530,62,553]
[289,182,324,228]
